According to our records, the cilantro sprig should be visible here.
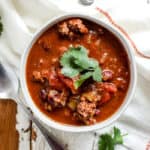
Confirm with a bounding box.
[0,16,3,36]
[60,46,102,89]
[98,127,127,150]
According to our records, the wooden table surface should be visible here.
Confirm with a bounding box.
[0,100,49,150]
[0,100,19,150]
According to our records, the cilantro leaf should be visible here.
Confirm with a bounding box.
[98,127,126,150]
[74,57,99,70]
[93,67,102,82]
[0,16,3,36]
[74,72,93,89]
[60,46,87,71]
[69,45,88,56]
[61,67,79,78]
[113,127,123,144]
[60,46,102,88]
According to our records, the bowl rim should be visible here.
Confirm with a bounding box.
[20,13,137,132]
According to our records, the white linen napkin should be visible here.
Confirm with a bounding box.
[0,0,150,149]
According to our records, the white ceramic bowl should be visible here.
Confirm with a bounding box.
[20,14,137,132]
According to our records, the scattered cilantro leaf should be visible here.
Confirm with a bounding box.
[0,16,3,36]
[113,127,123,144]
[98,134,114,150]
[98,127,126,150]
[60,46,102,88]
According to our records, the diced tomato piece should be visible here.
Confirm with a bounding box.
[100,92,111,105]
[101,83,117,93]
[57,69,77,94]
[48,68,65,89]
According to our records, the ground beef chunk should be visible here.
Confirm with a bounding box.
[68,19,88,34]
[32,71,43,82]
[76,101,97,125]
[58,22,69,36]
[58,19,88,40]
[38,36,52,51]
[32,70,49,83]
[70,84,102,124]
